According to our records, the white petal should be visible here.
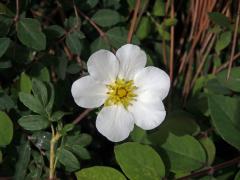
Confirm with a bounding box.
[96,105,134,142]
[134,66,170,100]
[71,76,107,108]
[116,44,146,80]
[87,50,119,83]
[129,99,166,130]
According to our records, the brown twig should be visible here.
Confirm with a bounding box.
[176,156,240,180]
[190,35,216,88]
[73,109,93,124]
[14,0,20,22]
[127,0,141,43]
[215,52,240,73]
[77,9,114,51]
[169,0,175,82]
[227,1,240,79]
[78,10,105,37]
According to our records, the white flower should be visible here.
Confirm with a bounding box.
[71,44,170,142]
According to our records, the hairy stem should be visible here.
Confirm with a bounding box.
[49,126,61,180]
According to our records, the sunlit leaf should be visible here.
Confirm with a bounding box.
[115,142,165,180]
[75,166,126,180]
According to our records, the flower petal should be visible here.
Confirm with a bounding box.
[71,76,107,108]
[129,98,166,130]
[87,50,119,83]
[134,66,170,100]
[96,105,134,142]
[116,44,147,80]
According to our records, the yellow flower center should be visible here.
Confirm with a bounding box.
[105,78,137,108]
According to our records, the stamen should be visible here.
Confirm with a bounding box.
[105,78,137,109]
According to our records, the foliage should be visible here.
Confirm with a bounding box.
[0,0,240,179]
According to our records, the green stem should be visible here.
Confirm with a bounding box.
[49,126,61,180]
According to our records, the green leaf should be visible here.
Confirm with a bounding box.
[57,148,80,172]
[70,145,91,160]
[67,62,81,74]
[157,24,170,40]
[149,111,200,145]
[136,17,151,40]
[51,111,67,122]
[216,67,240,92]
[206,77,231,95]
[107,26,139,47]
[199,137,216,165]
[17,18,46,51]
[0,150,2,163]
[18,115,49,131]
[66,31,83,55]
[56,57,68,80]
[152,0,165,16]
[75,166,126,180]
[157,133,206,173]
[61,123,74,135]
[0,16,12,36]
[19,92,44,115]
[44,25,65,41]
[20,72,32,93]
[65,133,92,147]
[90,37,110,53]
[0,37,10,58]
[32,78,48,107]
[0,3,14,16]
[115,142,165,180]
[14,140,31,180]
[106,27,127,48]
[0,111,13,146]
[30,131,51,150]
[0,60,11,69]
[235,170,240,180]
[164,18,178,27]
[37,67,50,82]
[92,9,121,27]
[130,126,151,144]
[208,94,240,150]
[0,92,15,111]
[215,31,232,54]
[45,82,55,114]
[208,12,231,29]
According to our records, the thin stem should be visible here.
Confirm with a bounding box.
[14,0,20,22]
[127,0,141,43]
[227,1,240,79]
[73,0,80,30]
[77,9,114,51]
[176,156,240,180]
[73,108,93,124]
[49,126,61,180]
[78,10,105,37]
[147,12,167,66]
[169,0,175,82]
[215,52,240,73]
